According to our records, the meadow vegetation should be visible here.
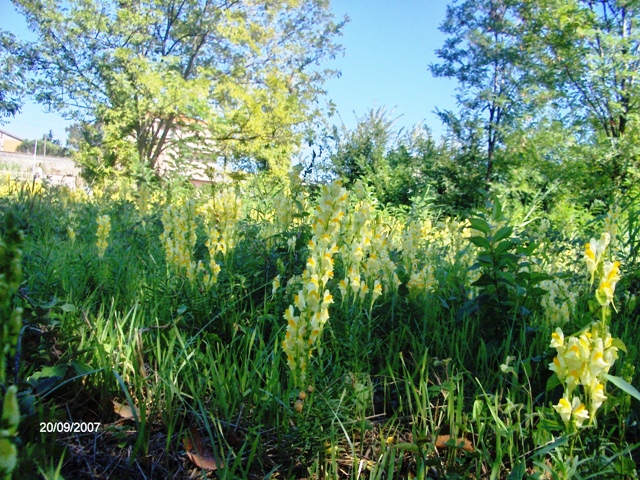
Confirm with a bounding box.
[0,166,638,479]
[2,0,640,478]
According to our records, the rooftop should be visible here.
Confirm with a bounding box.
[0,128,23,141]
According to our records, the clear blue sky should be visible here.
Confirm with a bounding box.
[0,0,457,144]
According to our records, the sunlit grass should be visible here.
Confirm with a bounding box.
[1,173,638,479]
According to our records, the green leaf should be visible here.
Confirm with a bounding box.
[546,373,561,392]
[494,239,515,255]
[469,235,492,250]
[28,365,68,381]
[0,438,17,475]
[469,217,491,235]
[507,460,525,480]
[60,303,76,313]
[476,254,493,265]
[493,226,513,243]
[497,271,515,284]
[71,361,93,376]
[603,374,640,402]
[611,338,627,353]
[532,436,568,459]
[1,386,20,432]
[176,305,188,315]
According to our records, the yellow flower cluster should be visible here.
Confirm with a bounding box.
[583,232,622,311]
[407,263,436,297]
[400,220,434,297]
[95,214,111,258]
[549,325,618,427]
[159,200,204,281]
[338,201,399,305]
[198,188,242,287]
[549,232,622,428]
[540,278,578,325]
[272,188,308,233]
[282,181,348,386]
[135,182,151,217]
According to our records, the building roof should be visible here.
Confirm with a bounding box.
[0,128,23,142]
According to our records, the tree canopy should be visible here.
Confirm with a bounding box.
[13,0,344,177]
[0,30,28,122]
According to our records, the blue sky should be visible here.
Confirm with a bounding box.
[0,0,457,144]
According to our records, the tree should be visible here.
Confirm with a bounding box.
[330,108,396,187]
[516,0,640,185]
[0,30,28,122]
[519,0,640,139]
[13,0,344,177]
[430,0,525,181]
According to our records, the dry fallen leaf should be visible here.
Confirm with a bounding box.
[112,400,140,420]
[435,434,474,452]
[183,426,222,471]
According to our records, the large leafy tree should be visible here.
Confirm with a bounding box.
[0,30,28,122]
[13,0,343,176]
[430,0,525,182]
[516,0,640,186]
[519,0,640,140]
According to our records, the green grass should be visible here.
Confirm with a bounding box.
[1,175,638,479]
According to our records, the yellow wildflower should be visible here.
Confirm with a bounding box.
[554,396,589,428]
[596,261,621,309]
[272,275,281,296]
[589,382,607,416]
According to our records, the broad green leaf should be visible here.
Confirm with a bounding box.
[0,438,17,475]
[495,240,515,255]
[546,373,561,392]
[497,271,515,284]
[469,235,492,250]
[476,254,493,265]
[469,217,491,235]
[41,298,58,309]
[28,365,68,381]
[507,460,525,480]
[71,361,93,376]
[611,338,627,353]
[493,226,513,242]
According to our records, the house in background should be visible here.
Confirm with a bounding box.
[0,128,23,152]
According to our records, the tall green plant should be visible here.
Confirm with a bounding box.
[0,212,23,479]
[466,199,549,337]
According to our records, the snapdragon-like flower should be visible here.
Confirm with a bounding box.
[550,327,565,350]
[554,396,589,428]
[585,233,610,285]
[272,275,281,296]
[96,214,111,258]
[596,261,621,309]
[282,181,348,386]
[549,232,624,428]
[589,381,607,416]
